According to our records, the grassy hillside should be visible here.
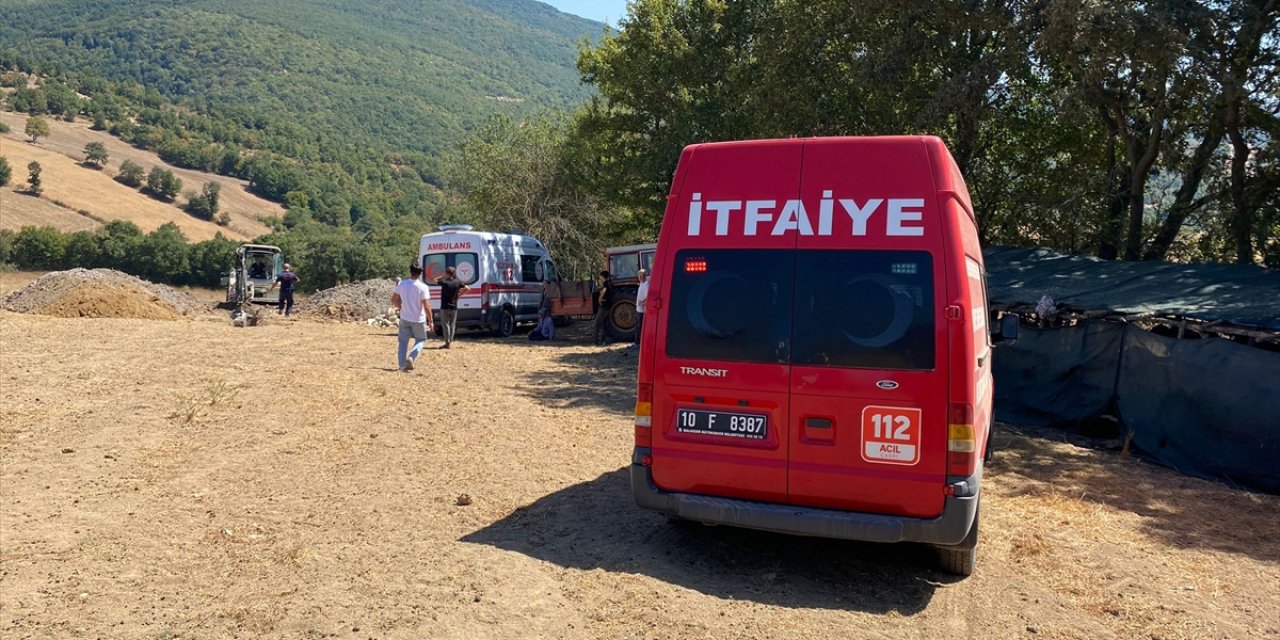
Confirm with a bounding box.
[0,0,599,164]
[1,111,277,241]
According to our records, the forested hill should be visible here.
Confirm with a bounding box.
[0,0,599,164]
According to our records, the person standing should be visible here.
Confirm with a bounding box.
[593,270,614,346]
[435,266,470,349]
[269,263,299,316]
[391,263,434,372]
[633,268,649,349]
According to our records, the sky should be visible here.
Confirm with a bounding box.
[542,0,630,24]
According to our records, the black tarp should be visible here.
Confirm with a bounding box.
[992,322,1121,425]
[984,246,1280,329]
[993,323,1280,493]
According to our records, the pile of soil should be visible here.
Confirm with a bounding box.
[1,268,210,319]
[298,278,398,322]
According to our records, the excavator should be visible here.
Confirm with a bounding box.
[221,243,283,326]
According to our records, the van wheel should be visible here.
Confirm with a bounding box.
[936,507,979,577]
[494,308,515,338]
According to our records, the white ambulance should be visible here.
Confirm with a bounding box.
[418,225,561,337]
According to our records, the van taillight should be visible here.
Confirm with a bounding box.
[634,383,653,447]
[480,283,490,309]
[947,402,977,477]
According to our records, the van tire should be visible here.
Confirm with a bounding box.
[494,308,515,338]
[936,507,979,577]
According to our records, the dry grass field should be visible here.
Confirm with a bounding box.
[1,308,1277,640]
[0,188,101,234]
[0,112,278,240]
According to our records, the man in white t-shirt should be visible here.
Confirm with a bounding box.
[391,263,434,372]
[633,268,649,349]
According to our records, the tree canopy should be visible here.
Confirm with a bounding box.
[24,116,49,142]
[83,142,108,168]
[574,0,1280,265]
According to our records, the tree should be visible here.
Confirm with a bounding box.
[62,230,102,267]
[0,156,11,187]
[135,222,190,282]
[24,116,49,143]
[117,160,145,187]
[83,142,109,169]
[187,235,237,286]
[26,161,42,195]
[0,229,14,265]
[146,166,183,201]
[184,182,222,220]
[96,220,144,269]
[11,226,65,269]
[449,113,609,277]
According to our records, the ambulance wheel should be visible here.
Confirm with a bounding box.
[936,507,979,577]
[495,308,515,338]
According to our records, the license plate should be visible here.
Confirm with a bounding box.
[676,409,768,440]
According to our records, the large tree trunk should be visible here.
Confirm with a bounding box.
[1122,88,1167,260]
[1098,123,1126,260]
[1122,130,1163,260]
[1143,121,1225,260]
[1227,123,1255,264]
[1222,0,1276,265]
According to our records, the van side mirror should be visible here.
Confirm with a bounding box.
[997,314,1020,345]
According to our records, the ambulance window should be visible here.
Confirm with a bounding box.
[666,249,793,364]
[543,259,560,283]
[521,255,543,282]
[422,253,479,285]
[792,251,935,370]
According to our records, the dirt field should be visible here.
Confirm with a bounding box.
[1,112,278,240]
[1,310,1277,640]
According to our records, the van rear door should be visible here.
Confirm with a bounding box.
[648,141,801,504]
[785,138,950,518]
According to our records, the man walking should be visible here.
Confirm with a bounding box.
[269,263,299,316]
[593,270,614,346]
[633,268,649,349]
[435,266,470,349]
[391,263,434,372]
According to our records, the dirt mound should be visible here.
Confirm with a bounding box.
[30,285,184,320]
[298,278,398,322]
[1,268,210,319]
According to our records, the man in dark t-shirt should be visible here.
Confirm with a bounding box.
[270,263,300,316]
[435,266,470,348]
[593,270,614,345]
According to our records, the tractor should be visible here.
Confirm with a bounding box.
[546,243,656,342]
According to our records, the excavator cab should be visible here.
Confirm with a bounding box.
[223,244,284,306]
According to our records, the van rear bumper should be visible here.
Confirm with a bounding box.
[630,448,979,546]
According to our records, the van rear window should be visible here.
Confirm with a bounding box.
[665,249,935,369]
[665,250,794,364]
[793,251,935,369]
